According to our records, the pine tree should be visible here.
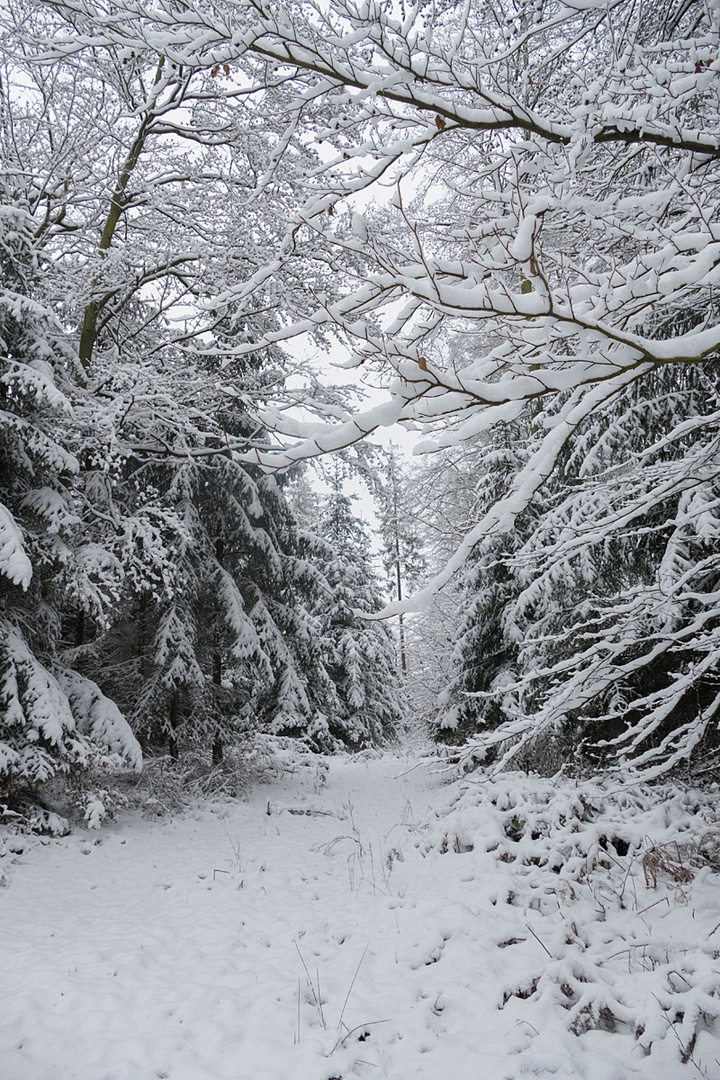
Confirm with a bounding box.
[0,22,347,777]
[500,362,720,776]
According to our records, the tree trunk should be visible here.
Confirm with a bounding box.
[212,644,224,765]
[78,60,164,371]
[168,688,180,760]
[211,531,226,765]
[391,467,407,674]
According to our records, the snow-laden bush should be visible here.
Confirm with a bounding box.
[421,768,720,1069]
[0,626,142,829]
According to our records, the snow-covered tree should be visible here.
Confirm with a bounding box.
[491,362,720,777]
[312,463,405,749]
[436,420,539,743]
[53,330,358,760]
[378,446,426,673]
[0,188,140,804]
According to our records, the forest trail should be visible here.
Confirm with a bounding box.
[2,752,719,1080]
[0,753,503,1080]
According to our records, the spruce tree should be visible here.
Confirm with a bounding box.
[0,187,140,810]
[436,420,540,745]
[378,446,426,674]
[76,347,340,761]
[314,465,406,749]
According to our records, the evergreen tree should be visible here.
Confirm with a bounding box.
[314,464,406,749]
[378,446,426,673]
[499,363,720,776]
[435,418,542,744]
[436,359,720,776]
[69,345,342,762]
[0,18,347,783]
[0,186,140,807]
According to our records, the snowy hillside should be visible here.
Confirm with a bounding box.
[2,752,719,1080]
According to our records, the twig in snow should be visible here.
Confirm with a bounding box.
[294,976,301,1044]
[525,923,552,958]
[390,761,424,779]
[636,896,670,916]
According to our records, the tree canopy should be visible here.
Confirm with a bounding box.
[4,0,720,784]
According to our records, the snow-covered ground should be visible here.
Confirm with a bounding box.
[2,751,720,1080]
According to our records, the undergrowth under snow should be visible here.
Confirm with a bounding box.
[1,747,719,1079]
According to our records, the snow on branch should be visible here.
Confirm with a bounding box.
[0,504,32,590]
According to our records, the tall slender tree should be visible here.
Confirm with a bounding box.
[378,446,426,673]
[313,463,406,749]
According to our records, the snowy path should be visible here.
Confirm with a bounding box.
[0,755,490,1080]
[2,754,720,1080]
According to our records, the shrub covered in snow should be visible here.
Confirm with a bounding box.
[421,766,720,1070]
